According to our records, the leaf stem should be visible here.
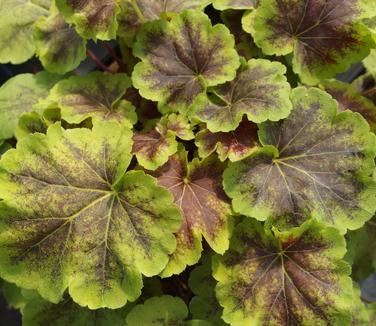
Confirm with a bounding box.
[86,50,112,73]
[101,42,127,72]
[131,0,146,23]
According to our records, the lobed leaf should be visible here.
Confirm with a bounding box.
[118,0,211,46]
[321,79,376,132]
[132,10,240,114]
[193,58,292,132]
[126,295,210,326]
[0,72,61,140]
[48,72,137,125]
[195,119,259,162]
[34,12,87,74]
[153,148,232,277]
[0,121,182,309]
[213,218,354,325]
[0,0,49,64]
[223,87,376,233]
[247,0,376,84]
[55,0,119,40]
[213,0,256,10]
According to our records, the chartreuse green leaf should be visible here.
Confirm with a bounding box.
[0,121,182,309]
[223,87,376,233]
[321,79,376,132]
[0,280,28,310]
[48,72,137,125]
[213,218,354,326]
[194,58,292,132]
[23,296,130,326]
[363,50,376,75]
[153,148,232,277]
[126,295,210,326]
[369,303,376,325]
[213,0,256,10]
[0,0,50,64]
[0,72,61,139]
[246,0,376,84]
[118,0,211,46]
[132,10,240,114]
[132,114,193,170]
[188,256,226,325]
[15,112,49,140]
[195,119,259,162]
[34,11,87,74]
[55,0,119,40]
[345,216,376,280]
[351,283,369,325]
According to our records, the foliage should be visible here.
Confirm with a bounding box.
[0,0,375,325]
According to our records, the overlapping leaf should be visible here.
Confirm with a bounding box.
[223,87,376,232]
[153,148,232,277]
[55,0,119,40]
[195,119,259,162]
[213,0,256,10]
[118,0,211,46]
[23,296,130,326]
[126,295,210,326]
[345,216,376,280]
[0,72,61,139]
[48,72,137,125]
[0,0,50,64]
[188,256,226,325]
[132,114,193,170]
[213,218,354,325]
[132,10,240,114]
[0,122,182,309]
[322,79,376,132]
[193,58,292,132]
[34,12,87,74]
[247,0,376,84]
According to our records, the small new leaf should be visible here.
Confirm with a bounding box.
[195,119,259,162]
[248,0,376,84]
[194,59,292,132]
[132,10,240,114]
[55,0,119,40]
[153,148,232,277]
[0,122,181,309]
[0,72,61,139]
[213,218,353,325]
[223,87,376,233]
[34,12,87,74]
[48,72,137,125]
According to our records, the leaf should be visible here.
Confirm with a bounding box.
[132,10,240,114]
[352,73,376,105]
[193,58,292,132]
[48,72,137,125]
[212,218,354,325]
[213,0,256,10]
[321,79,376,132]
[188,256,227,325]
[351,283,369,325]
[363,49,376,75]
[223,87,376,233]
[125,295,210,326]
[118,0,211,46]
[345,216,376,280]
[195,119,259,162]
[0,72,61,139]
[55,0,119,40]
[0,280,28,310]
[368,303,376,325]
[0,0,49,64]
[23,296,130,326]
[132,114,193,170]
[34,12,87,74]
[0,121,182,309]
[152,148,232,277]
[247,0,376,84]
[15,112,49,140]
